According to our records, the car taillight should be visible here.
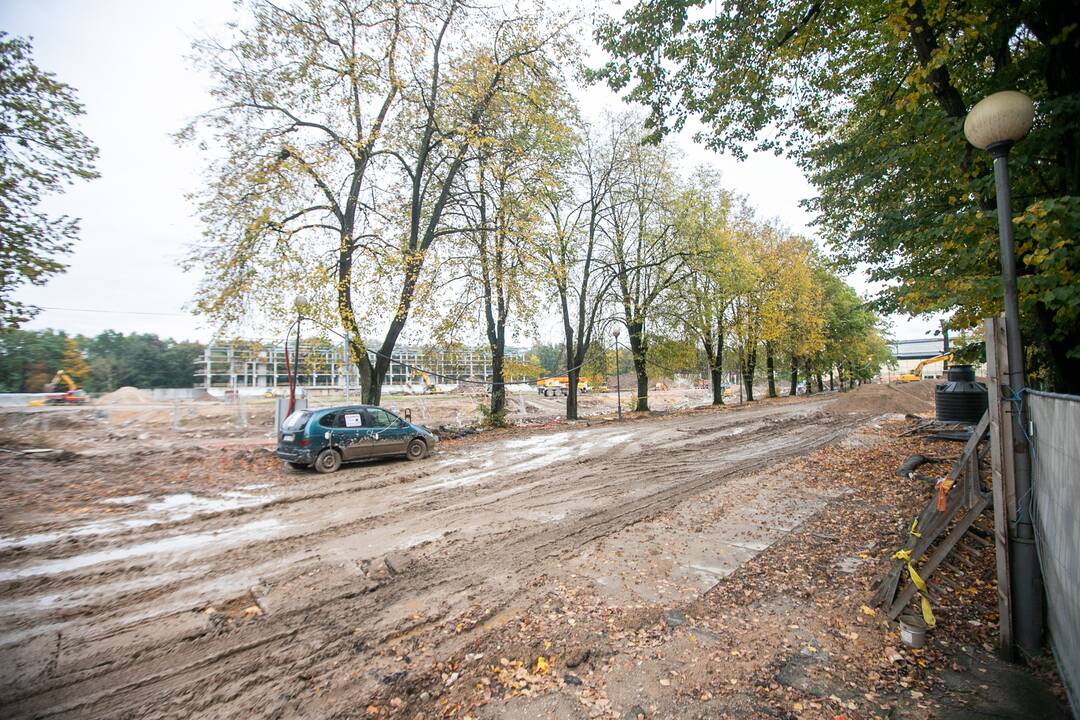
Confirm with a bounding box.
[299,439,311,446]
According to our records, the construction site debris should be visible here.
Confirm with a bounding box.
[896,453,935,477]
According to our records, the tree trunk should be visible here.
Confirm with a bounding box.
[816,372,824,393]
[489,341,506,422]
[829,368,835,391]
[560,285,579,420]
[710,366,724,405]
[627,322,649,411]
[566,364,579,420]
[634,363,649,411]
[713,328,724,405]
[742,345,756,402]
[789,357,798,396]
[702,327,724,406]
[765,343,777,398]
[804,360,814,395]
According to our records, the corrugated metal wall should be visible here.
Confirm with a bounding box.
[1029,390,1080,715]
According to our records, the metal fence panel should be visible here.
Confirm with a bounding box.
[1029,389,1080,715]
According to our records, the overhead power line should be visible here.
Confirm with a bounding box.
[36,306,189,317]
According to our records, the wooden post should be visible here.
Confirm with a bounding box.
[964,447,981,509]
[985,315,1015,659]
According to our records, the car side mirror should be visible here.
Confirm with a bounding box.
[397,418,409,428]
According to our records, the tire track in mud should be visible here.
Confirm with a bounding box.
[1,398,855,719]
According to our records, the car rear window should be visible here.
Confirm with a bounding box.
[282,410,311,431]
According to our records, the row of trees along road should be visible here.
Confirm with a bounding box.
[185,0,890,424]
[594,0,1080,394]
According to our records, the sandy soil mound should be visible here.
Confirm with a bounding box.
[829,382,935,416]
[97,386,150,404]
[890,379,939,403]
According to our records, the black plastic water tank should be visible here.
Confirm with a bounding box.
[935,364,988,423]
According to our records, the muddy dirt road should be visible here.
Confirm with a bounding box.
[0,394,861,718]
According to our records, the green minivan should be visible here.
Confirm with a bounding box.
[276,405,438,473]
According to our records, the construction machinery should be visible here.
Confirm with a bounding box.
[895,352,953,383]
[419,372,440,394]
[39,370,89,405]
[536,375,592,397]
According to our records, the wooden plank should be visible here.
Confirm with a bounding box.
[984,315,1015,659]
[871,413,989,608]
[889,495,991,619]
[965,442,981,509]
[872,481,968,607]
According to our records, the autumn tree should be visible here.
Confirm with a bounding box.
[0,33,98,328]
[757,234,824,397]
[595,0,1080,392]
[533,116,627,420]
[443,47,575,423]
[670,167,744,405]
[727,217,776,402]
[60,337,90,384]
[603,123,688,411]
[184,0,570,404]
[813,268,892,390]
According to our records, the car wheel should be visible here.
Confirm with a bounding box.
[406,438,426,461]
[314,448,342,473]
[287,461,308,471]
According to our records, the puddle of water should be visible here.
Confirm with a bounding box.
[0,489,276,550]
[504,432,572,450]
[413,468,499,493]
[0,519,283,582]
[102,495,148,505]
[0,517,159,551]
[415,428,631,493]
[144,492,267,520]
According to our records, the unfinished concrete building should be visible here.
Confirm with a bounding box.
[193,340,527,392]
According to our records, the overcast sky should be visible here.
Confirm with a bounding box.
[2,0,942,344]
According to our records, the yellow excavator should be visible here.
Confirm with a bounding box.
[30,370,89,405]
[419,372,440,394]
[896,353,953,383]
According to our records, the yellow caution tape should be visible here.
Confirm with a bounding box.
[894,549,936,628]
[909,519,921,538]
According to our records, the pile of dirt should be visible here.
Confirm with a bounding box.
[829,382,934,416]
[889,378,939,403]
[97,386,150,404]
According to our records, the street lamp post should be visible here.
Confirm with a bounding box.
[613,328,622,421]
[963,90,1042,657]
[288,293,309,415]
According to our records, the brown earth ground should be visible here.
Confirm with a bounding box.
[0,383,1067,719]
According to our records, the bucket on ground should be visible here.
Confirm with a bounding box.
[899,613,928,648]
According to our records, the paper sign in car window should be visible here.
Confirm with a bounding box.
[344,413,364,428]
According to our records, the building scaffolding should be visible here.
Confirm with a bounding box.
[193,339,528,390]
